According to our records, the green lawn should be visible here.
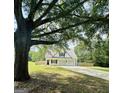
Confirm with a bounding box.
[15,62,109,93]
[90,67,109,72]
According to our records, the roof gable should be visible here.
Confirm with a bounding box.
[45,48,77,58]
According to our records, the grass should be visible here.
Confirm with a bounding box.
[79,62,94,67]
[15,62,109,93]
[79,62,109,72]
[90,67,109,72]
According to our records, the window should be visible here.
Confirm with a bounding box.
[59,52,65,57]
[51,60,57,64]
[47,60,49,65]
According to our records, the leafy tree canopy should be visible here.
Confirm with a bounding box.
[15,0,109,46]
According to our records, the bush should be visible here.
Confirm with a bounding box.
[29,51,42,62]
[94,56,109,67]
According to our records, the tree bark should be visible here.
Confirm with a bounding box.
[14,24,31,81]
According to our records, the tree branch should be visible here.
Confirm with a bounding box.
[32,28,46,34]
[33,0,88,28]
[30,40,59,46]
[34,0,58,25]
[32,20,90,38]
[28,0,44,20]
[14,0,24,26]
[32,15,108,38]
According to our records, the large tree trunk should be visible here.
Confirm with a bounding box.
[14,25,32,81]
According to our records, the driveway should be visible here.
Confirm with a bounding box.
[60,66,109,80]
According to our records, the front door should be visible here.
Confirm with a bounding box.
[47,60,49,65]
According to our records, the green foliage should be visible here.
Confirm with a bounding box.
[93,39,109,67]
[29,45,48,62]
[75,34,109,67]
[36,45,48,60]
[74,41,93,63]
[20,0,109,46]
[29,51,41,62]
[16,0,109,52]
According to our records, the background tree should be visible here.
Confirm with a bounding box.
[14,0,109,81]
[75,31,109,67]
[74,41,91,63]
[29,45,48,61]
[93,35,109,67]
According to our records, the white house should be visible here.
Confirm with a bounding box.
[45,48,77,66]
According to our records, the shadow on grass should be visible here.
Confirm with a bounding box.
[15,72,109,93]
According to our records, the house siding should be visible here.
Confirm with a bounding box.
[46,58,77,66]
[45,48,77,66]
